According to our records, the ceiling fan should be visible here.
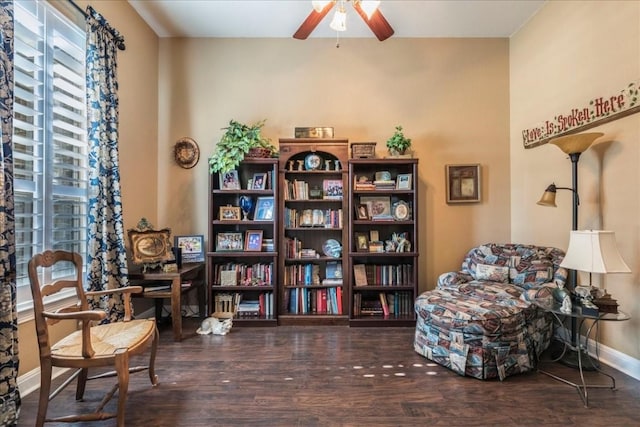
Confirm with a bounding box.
[293,0,394,42]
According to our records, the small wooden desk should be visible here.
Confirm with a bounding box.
[129,263,206,341]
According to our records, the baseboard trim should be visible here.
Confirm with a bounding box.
[18,366,70,398]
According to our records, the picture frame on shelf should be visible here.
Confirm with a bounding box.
[174,235,205,263]
[219,205,241,221]
[252,172,267,190]
[244,230,263,251]
[355,232,369,252]
[446,164,481,204]
[219,170,240,191]
[254,196,275,221]
[322,179,343,199]
[356,204,370,220]
[396,173,412,190]
[392,200,411,221]
[360,195,392,219]
[216,232,243,251]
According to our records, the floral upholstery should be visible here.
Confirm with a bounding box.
[414,243,566,380]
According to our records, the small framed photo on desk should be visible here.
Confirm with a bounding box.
[174,235,205,263]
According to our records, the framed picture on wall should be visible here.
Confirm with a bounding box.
[445,164,481,204]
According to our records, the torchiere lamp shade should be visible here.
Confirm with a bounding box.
[550,132,604,154]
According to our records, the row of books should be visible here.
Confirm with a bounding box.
[284,179,344,201]
[282,261,344,286]
[212,262,274,286]
[353,263,414,287]
[284,208,343,228]
[285,286,343,315]
[352,291,414,317]
[214,292,275,318]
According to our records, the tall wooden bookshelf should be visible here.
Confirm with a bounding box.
[348,158,419,326]
[207,158,278,326]
[277,138,349,325]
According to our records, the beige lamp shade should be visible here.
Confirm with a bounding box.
[560,230,631,273]
[550,132,604,154]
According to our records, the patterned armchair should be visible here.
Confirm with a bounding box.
[414,243,566,380]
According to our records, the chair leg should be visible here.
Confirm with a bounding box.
[76,367,89,400]
[114,349,130,427]
[148,325,159,386]
[36,359,52,427]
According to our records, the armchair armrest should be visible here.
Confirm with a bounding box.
[86,286,144,321]
[437,271,474,291]
[43,309,108,358]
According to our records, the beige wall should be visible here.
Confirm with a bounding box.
[18,0,159,376]
[510,1,640,360]
[157,37,511,293]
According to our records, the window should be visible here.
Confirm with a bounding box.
[14,0,88,312]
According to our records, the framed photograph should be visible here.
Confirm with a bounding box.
[127,227,174,265]
[254,196,274,221]
[355,232,369,252]
[252,173,267,190]
[360,195,392,219]
[323,179,343,199]
[216,232,243,251]
[355,204,370,220]
[219,205,241,221]
[174,235,205,263]
[392,200,411,221]
[244,230,263,251]
[396,173,412,190]
[219,170,240,191]
[446,164,481,203]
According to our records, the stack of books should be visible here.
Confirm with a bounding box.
[373,180,395,190]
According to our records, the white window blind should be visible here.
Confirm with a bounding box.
[14,0,88,311]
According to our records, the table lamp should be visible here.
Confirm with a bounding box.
[560,230,631,314]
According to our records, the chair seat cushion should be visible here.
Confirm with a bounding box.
[52,319,156,359]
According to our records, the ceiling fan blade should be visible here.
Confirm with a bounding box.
[293,2,335,40]
[353,2,395,41]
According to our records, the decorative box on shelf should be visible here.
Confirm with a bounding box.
[351,142,376,158]
[294,127,334,138]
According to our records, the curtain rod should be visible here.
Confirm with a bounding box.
[67,0,126,51]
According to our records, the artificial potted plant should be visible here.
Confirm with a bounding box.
[208,119,278,174]
[386,125,412,157]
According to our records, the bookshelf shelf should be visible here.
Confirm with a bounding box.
[348,158,419,326]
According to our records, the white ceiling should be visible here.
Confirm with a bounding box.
[127,0,546,39]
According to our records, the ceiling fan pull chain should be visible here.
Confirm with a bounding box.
[335,31,340,48]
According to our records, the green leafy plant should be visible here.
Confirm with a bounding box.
[386,125,412,154]
[208,119,277,174]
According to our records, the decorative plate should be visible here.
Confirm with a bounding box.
[304,153,322,171]
[322,239,342,258]
[392,200,411,221]
[174,137,200,169]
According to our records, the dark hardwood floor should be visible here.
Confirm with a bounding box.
[18,318,640,426]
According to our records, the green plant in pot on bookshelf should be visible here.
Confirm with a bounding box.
[386,125,412,157]
[208,119,278,174]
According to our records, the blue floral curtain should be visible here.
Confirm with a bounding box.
[85,6,128,322]
[0,2,19,425]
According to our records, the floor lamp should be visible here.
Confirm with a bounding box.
[536,132,604,369]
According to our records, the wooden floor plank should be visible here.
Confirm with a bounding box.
[17,319,640,426]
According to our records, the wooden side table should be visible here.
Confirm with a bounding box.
[129,263,206,341]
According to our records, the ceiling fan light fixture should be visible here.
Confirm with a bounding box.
[360,0,380,19]
[312,0,333,13]
[329,7,347,32]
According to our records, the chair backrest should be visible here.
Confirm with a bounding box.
[461,243,567,288]
[28,250,88,353]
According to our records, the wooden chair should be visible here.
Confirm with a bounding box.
[28,250,159,427]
